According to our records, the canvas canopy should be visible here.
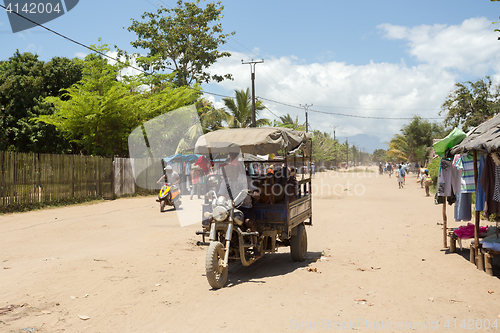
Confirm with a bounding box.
[194,127,311,156]
[451,113,500,154]
[162,153,201,164]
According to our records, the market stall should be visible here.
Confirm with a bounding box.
[439,115,500,275]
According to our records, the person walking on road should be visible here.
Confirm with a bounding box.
[423,169,432,196]
[387,163,393,177]
[190,164,204,200]
[397,164,404,189]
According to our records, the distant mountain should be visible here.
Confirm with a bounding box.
[347,134,388,154]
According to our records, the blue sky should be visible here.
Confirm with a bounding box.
[1,0,500,152]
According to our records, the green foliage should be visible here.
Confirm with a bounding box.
[197,99,228,133]
[440,77,500,132]
[311,130,336,163]
[222,88,270,128]
[37,44,200,157]
[275,113,305,131]
[386,134,409,162]
[427,157,440,187]
[386,116,446,164]
[127,0,234,87]
[0,51,82,153]
[372,149,387,163]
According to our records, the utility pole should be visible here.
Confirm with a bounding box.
[331,125,338,168]
[346,137,349,168]
[300,104,312,133]
[242,59,264,127]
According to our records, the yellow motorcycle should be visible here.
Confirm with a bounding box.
[157,183,181,212]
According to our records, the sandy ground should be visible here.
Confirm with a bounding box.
[1,168,500,333]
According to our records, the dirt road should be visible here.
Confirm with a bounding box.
[1,168,499,333]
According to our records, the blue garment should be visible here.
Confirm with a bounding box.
[454,192,472,222]
[476,155,486,212]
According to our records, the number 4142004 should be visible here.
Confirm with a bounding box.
[443,319,498,330]
[5,2,62,14]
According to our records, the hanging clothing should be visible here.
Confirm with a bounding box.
[437,159,461,197]
[494,164,500,202]
[454,153,475,193]
[454,192,472,222]
[479,154,500,218]
[476,155,486,212]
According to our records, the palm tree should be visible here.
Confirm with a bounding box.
[277,113,305,130]
[222,88,270,128]
[386,134,409,162]
[197,99,230,133]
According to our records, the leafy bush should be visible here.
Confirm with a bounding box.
[427,157,440,188]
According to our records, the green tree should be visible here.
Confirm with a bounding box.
[222,88,270,128]
[400,115,446,163]
[0,51,82,153]
[127,0,234,87]
[386,134,409,162]
[37,44,200,157]
[311,130,336,164]
[372,149,387,163]
[275,113,305,131]
[197,98,229,132]
[440,77,500,132]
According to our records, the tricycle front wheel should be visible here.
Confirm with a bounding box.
[290,223,307,262]
[205,241,228,289]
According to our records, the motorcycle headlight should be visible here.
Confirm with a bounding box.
[212,206,228,222]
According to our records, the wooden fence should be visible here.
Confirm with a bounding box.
[0,151,114,210]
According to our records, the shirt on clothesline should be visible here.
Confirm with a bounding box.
[437,159,461,197]
[454,153,475,193]
[480,154,500,218]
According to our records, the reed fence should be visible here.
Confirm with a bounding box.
[0,151,114,211]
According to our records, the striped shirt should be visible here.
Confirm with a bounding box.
[455,154,475,193]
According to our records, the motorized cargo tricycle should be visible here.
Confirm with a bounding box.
[195,127,313,289]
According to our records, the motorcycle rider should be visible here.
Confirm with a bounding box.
[218,158,261,258]
[157,165,180,186]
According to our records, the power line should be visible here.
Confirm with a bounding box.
[256,96,444,120]
[314,104,441,111]
[0,3,154,76]
[1,2,446,122]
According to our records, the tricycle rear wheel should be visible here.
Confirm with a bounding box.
[205,241,228,289]
[290,223,307,262]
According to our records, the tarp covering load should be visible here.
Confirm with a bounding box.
[451,113,500,154]
[194,127,311,156]
[433,127,466,157]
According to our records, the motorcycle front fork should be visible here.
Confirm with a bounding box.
[209,221,233,268]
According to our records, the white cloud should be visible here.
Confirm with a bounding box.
[205,17,500,147]
[105,51,144,77]
[74,52,87,58]
[378,17,500,75]
[25,43,42,54]
[207,52,455,143]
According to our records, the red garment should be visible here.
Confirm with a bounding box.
[194,156,210,174]
[190,169,203,184]
[453,223,488,240]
